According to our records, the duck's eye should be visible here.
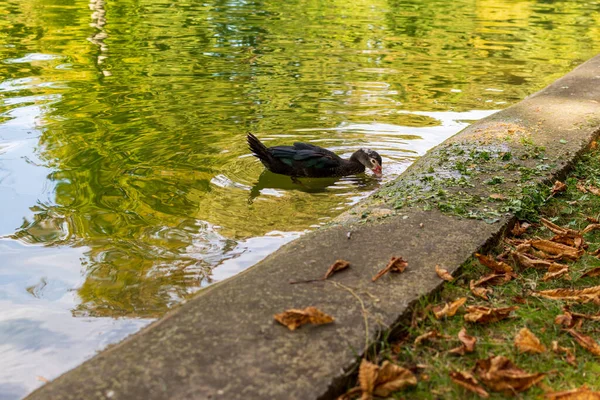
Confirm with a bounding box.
[370,158,377,165]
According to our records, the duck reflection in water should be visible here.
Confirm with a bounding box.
[247,169,380,204]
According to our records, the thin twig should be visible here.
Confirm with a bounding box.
[329,281,370,353]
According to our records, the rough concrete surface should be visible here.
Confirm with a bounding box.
[27,56,600,400]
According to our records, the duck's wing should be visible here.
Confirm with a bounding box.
[270,143,341,169]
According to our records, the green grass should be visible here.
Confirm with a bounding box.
[356,150,600,399]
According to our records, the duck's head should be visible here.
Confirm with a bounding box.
[353,149,383,176]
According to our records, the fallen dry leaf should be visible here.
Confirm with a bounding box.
[414,330,438,345]
[511,251,552,269]
[372,257,408,282]
[555,309,575,328]
[515,327,547,354]
[471,272,513,287]
[475,253,514,274]
[470,280,493,300]
[581,267,600,279]
[474,355,546,395]
[567,329,600,357]
[551,341,577,367]
[577,182,589,193]
[511,221,531,237]
[551,181,567,197]
[435,264,454,282]
[373,361,417,397]
[274,306,334,331]
[464,306,519,324]
[359,358,379,398]
[532,285,600,304]
[324,259,350,279]
[541,218,580,238]
[588,185,600,196]
[449,370,489,398]
[36,376,50,383]
[449,327,477,355]
[582,224,600,234]
[354,359,417,399]
[542,264,570,282]
[433,297,467,319]
[551,234,586,250]
[530,240,583,261]
[545,385,600,399]
[591,248,600,257]
[570,310,600,322]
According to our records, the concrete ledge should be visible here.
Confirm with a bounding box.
[28,55,600,400]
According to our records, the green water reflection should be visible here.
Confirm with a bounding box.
[2,0,600,323]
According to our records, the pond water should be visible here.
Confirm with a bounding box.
[1,0,600,397]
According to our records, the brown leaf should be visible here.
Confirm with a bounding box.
[570,310,600,322]
[583,223,600,234]
[587,216,599,223]
[577,182,589,193]
[474,355,546,394]
[551,181,567,196]
[530,240,583,261]
[588,185,600,196]
[581,267,600,278]
[532,285,600,304]
[433,297,467,319]
[324,259,350,279]
[450,327,478,355]
[470,280,492,300]
[356,359,417,399]
[414,330,438,345]
[359,359,379,399]
[511,251,553,269]
[475,253,514,273]
[511,221,531,237]
[372,257,408,282]
[567,329,600,357]
[551,234,586,250]
[435,264,454,282]
[551,341,577,367]
[554,309,574,328]
[373,361,417,397]
[464,306,518,324]
[541,218,580,238]
[449,371,489,398]
[274,306,334,331]
[471,272,513,287]
[545,385,600,399]
[515,327,547,354]
[542,264,570,282]
[512,251,564,270]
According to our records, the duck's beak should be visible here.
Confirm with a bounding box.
[372,165,382,176]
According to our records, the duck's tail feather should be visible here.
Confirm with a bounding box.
[247,133,270,163]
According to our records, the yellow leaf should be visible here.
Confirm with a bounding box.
[515,327,547,354]
[433,297,467,319]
